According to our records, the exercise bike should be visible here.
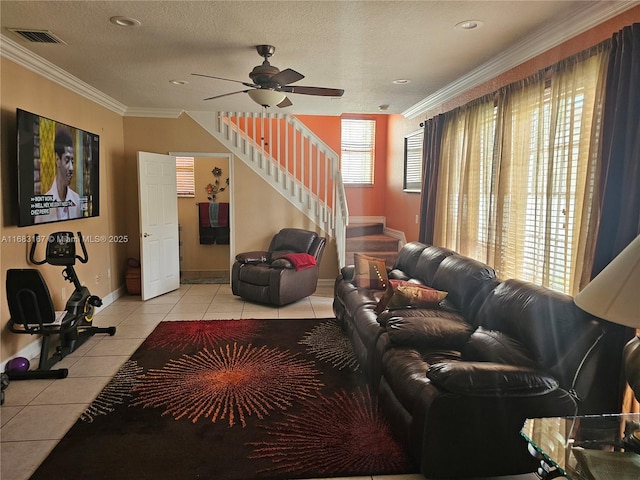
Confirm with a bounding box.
[5,231,116,382]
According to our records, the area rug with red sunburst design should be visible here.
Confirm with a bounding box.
[31,318,417,480]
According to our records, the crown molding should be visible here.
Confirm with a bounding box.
[1,34,128,115]
[402,0,639,119]
[124,107,185,118]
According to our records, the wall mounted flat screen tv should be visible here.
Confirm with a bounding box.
[17,108,100,227]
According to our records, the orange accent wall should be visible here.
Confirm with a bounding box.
[297,114,389,217]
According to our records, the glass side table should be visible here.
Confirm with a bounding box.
[521,414,640,479]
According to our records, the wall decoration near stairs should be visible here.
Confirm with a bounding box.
[205,166,229,202]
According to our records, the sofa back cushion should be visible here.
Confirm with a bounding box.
[475,279,606,390]
[388,242,427,280]
[431,255,499,324]
[269,228,317,257]
[415,246,457,285]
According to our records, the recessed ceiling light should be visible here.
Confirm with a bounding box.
[392,79,411,85]
[455,20,483,30]
[169,80,188,85]
[110,16,141,27]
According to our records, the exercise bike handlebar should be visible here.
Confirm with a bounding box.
[76,232,89,264]
[29,234,47,265]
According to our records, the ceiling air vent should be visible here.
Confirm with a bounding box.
[8,28,66,44]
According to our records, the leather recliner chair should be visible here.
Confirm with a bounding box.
[231,228,326,306]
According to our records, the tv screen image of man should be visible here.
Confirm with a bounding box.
[34,127,82,224]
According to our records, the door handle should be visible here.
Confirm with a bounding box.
[143,233,152,237]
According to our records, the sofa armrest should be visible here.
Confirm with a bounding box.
[235,251,269,264]
[426,361,559,397]
[340,265,356,282]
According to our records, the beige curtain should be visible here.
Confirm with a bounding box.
[434,95,497,261]
[435,46,609,295]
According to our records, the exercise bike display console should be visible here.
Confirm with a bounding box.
[4,231,116,388]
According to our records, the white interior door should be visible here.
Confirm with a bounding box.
[137,151,180,301]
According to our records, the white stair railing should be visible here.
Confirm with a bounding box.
[187,111,349,267]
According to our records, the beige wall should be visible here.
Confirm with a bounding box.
[122,115,339,281]
[1,58,127,360]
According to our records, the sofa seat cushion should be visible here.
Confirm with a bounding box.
[462,327,537,368]
[427,361,559,397]
[385,312,474,350]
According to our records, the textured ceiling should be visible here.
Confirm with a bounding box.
[1,1,636,116]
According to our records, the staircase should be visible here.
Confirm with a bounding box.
[187,111,349,267]
[346,222,400,267]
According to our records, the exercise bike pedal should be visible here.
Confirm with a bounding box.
[87,295,103,307]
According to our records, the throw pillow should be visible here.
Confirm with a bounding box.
[388,284,448,309]
[354,253,389,290]
[374,279,417,314]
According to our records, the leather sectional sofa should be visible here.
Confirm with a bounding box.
[333,241,624,478]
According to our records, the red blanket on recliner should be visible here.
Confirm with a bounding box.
[281,253,316,271]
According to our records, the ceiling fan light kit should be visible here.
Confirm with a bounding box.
[248,89,287,107]
[193,44,344,108]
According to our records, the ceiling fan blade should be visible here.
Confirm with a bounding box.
[277,96,293,108]
[192,73,256,88]
[280,85,344,97]
[270,68,304,86]
[203,89,250,101]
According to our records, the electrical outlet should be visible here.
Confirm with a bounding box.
[61,287,66,302]
[95,273,101,284]
[415,214,419,224]
[107,268,111,279]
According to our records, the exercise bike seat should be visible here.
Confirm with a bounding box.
[6,269,75,334]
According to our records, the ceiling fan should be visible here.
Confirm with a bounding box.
[193,45,344,108]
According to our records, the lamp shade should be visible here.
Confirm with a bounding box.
[247,89,286,107]
[574,235,640,329]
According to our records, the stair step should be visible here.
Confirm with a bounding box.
[346,234,399,252]
[346,222,384,237]
[345,226,400,268]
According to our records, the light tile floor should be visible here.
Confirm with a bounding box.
[0,283,535,480]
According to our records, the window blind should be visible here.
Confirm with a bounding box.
[176,156,194,197]
[341,119,375,184]
[404,129,423,191]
